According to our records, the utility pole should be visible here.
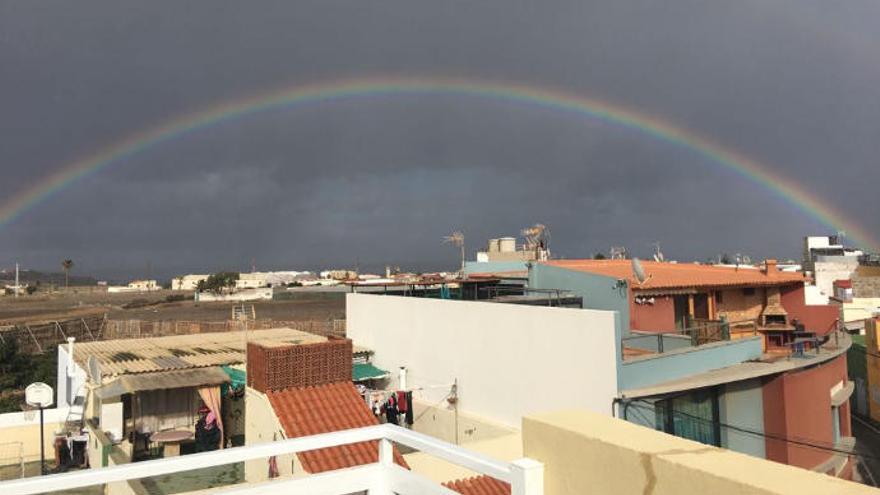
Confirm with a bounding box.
[15,262,19,298]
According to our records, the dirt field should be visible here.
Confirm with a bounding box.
[0,290,345,324]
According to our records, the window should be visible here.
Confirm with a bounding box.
[742,288,756,296]
[654,388,721,447]
[715,291,723,304]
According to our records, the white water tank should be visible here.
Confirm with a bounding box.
[499,237,516,253]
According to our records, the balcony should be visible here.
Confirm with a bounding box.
[0,424,543,495]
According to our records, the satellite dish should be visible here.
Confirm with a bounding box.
[632,258,650,285]
[88,355,103,385]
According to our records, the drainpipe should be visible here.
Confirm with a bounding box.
[67,337,76,377]
[67,337,76,405]
[398,367,408,391]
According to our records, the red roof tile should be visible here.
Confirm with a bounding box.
[267,382,409,473]
[443,475,511,495]
[543,259,805,291]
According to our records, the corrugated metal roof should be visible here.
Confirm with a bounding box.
[75,327,327,377]
[95,367,230,399]
[543,259,805,291]
[267,382,408,474]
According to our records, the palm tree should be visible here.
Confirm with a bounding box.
[61,259,74,289]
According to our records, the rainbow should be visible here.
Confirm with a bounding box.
[2,76,876,250]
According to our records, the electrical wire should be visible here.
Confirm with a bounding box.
[625,400,878,462]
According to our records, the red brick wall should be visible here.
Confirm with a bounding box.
[781,285,840,335]
[248,337,353,392]
[762,354,849,474]
[630,295,677,332]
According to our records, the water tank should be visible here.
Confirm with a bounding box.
[488,238,500,253]
[499,237,516,253]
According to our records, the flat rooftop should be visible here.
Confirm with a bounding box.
[621,332,851,398]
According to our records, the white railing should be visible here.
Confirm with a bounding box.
[0,424,542,495]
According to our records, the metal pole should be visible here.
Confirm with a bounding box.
[15,263,19,298]
[39,406,45,475]
[453,379,459,445]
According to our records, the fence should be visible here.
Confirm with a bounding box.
[103,318,346,340]
[0,316,346,354]
[0,315,106,355]
[621,318,757,359]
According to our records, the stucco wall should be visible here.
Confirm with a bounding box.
[244,388,295,482]
[347,293,620,426]
[843,298,880,324]
[409,398,517,445]
[630,295,676,332]
[814,259,859,298]
[781,285,840,335]
[529,263,628,336]
[522,409,874,495]
[463,261,528,275]
[762,354,850,474]
[0,409,68,464]
[619,337,763,391]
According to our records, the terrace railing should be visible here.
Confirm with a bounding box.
[1,424,543,495]
[621,318,759,359]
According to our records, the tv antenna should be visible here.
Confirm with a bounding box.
[521,223,551,260]
[443,231,465,277]
[652,242,665,262]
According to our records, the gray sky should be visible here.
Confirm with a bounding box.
[1,0,878,279]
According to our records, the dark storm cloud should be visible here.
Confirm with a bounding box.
[0,0,878,278]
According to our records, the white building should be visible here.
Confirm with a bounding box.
[235,271,312,289]
[171,274,209,290]
[346,293,619,429]
[106,279,160,293]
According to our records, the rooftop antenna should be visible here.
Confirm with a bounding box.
[443,231,465,277]
[652,242,665,262]
[521,223,551,260]
[610,246,627,260]
[631,257,651,285]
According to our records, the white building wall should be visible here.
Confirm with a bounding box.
[813,258,859,298]
[57,346,88,408]
[196,288,273,302]
[346,293,619,428]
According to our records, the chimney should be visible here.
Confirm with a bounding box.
[399,366,408,391]
[67,337,76,377]
[763,259,778,276]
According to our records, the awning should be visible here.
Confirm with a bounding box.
[95,367,230,399]
[353,363,389,382]
[831,381,855,407]
[222,365,246,388]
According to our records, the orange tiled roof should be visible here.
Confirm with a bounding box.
[267,381,409,474]
[468,271,529,279]
[443,475,511,495]
[543,259,805,291]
